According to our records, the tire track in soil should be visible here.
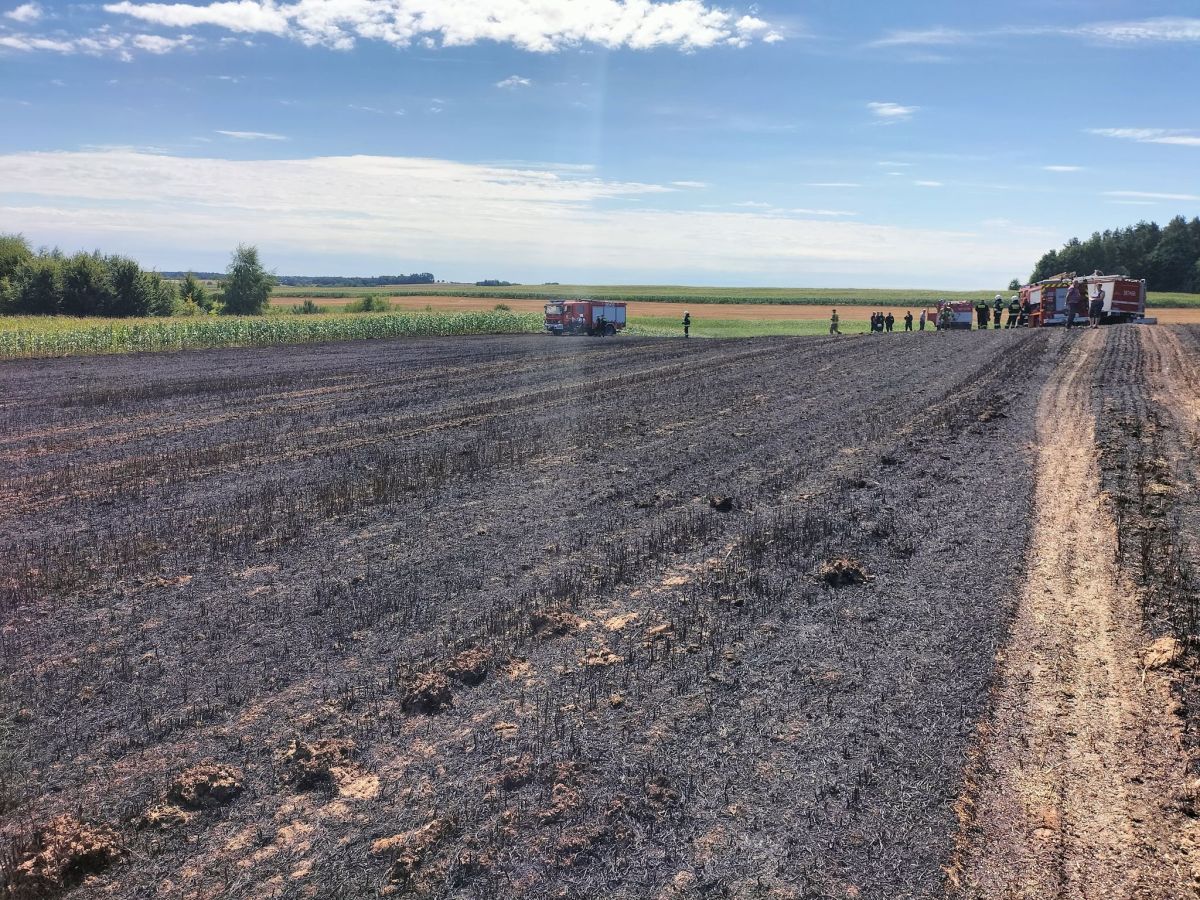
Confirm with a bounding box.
[957,329,1192,899]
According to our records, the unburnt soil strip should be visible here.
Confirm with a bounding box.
[956,329,1193,899]
[2,332,1053,898]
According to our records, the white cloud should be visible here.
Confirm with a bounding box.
[868,101,917,120]
[670,180,707,188]
[914,180,943,187]
[1103,190,1200,202]
[132,32,192,52]
[102,0,782,52]
[732,201,772,208]
[495,75,531,89]
[0,27,181,57]
[1088,127,1200,147]
[877,160,913,167]
[0,149,1047,284]
[4,2,42,22]
[215,129,288,140]
[805,182,860,188]
[1043,165,1082,172]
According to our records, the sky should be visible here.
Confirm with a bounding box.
[0,1,1198,287]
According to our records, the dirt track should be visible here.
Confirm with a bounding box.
[957,331,1193,898]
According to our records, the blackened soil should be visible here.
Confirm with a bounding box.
[0,331,1050,898]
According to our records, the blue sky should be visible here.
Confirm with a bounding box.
[1,0,1198,287]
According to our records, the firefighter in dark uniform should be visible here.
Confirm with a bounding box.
[1005,294,1020,328]
[682,310,691,338]
[904,310,913,331]
[992,294,1003,329]
[975,298,990,331]
[1019,296,1032,327]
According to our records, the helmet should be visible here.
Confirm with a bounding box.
[995,294,1002,300]
[1011,295,1019,301]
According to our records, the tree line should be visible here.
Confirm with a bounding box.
[0,236,276,316]
[160,272,437,287]
[1029,216,1200,292]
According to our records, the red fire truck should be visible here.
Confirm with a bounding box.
[1020,273,1146,326]
[543,299,628,336]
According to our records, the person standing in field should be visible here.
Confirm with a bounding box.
[919,308,927,331]
[1064,281,1082,329]
[904,310,913,331]
[884,312,895,333]
[1019,295,1032,327]
[829,309,840,335]
[1006,295,1020,329]
[1089,284,1106,328]
[938,305,953,330]
[682,310,691,338]
[992,294,1003,330]
[975,298,990,331]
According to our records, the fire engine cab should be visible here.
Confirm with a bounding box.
[543,299,628,336]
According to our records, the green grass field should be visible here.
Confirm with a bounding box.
[272,282,1200,309]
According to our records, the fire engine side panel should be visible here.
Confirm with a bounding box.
[1108,280,1144,315]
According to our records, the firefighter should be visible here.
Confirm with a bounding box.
[904,310,913,331]
[1019,296,1032,327]
[884,311,895,333]
[992,294,1003,329]
[682,310,691,338]
[938,305,953,330]
[975,297,990,331]
[919,308,927,331]
[829,308,840,335]
[1006,294,1020,328]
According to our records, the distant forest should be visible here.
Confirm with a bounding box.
[163,272,436,287]
[1031,215,1200,292]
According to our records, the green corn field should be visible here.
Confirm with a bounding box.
[0,311,544,360]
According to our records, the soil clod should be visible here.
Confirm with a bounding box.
[5,815,124,898]
[819,557,871,587]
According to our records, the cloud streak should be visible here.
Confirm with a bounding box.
[1089,127,1200,147]
[871,17,1200,48]
[102,0,782,52]
[215,129,288,140]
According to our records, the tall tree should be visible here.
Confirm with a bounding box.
[219,244,274,315]
[0,233,33,284]
[10,255,63,314]
[61,252,114,316]
[104,255,151,317]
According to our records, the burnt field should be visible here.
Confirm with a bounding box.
[1,331,1056,899]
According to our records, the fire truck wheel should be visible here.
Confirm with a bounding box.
[603,324,616,336]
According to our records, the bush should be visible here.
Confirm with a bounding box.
[291,299,327,314]
[494,303,511,311]
[346,293,391,312]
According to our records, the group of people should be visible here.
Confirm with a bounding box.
[829,308,926,335]
[973,294,1032,330]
